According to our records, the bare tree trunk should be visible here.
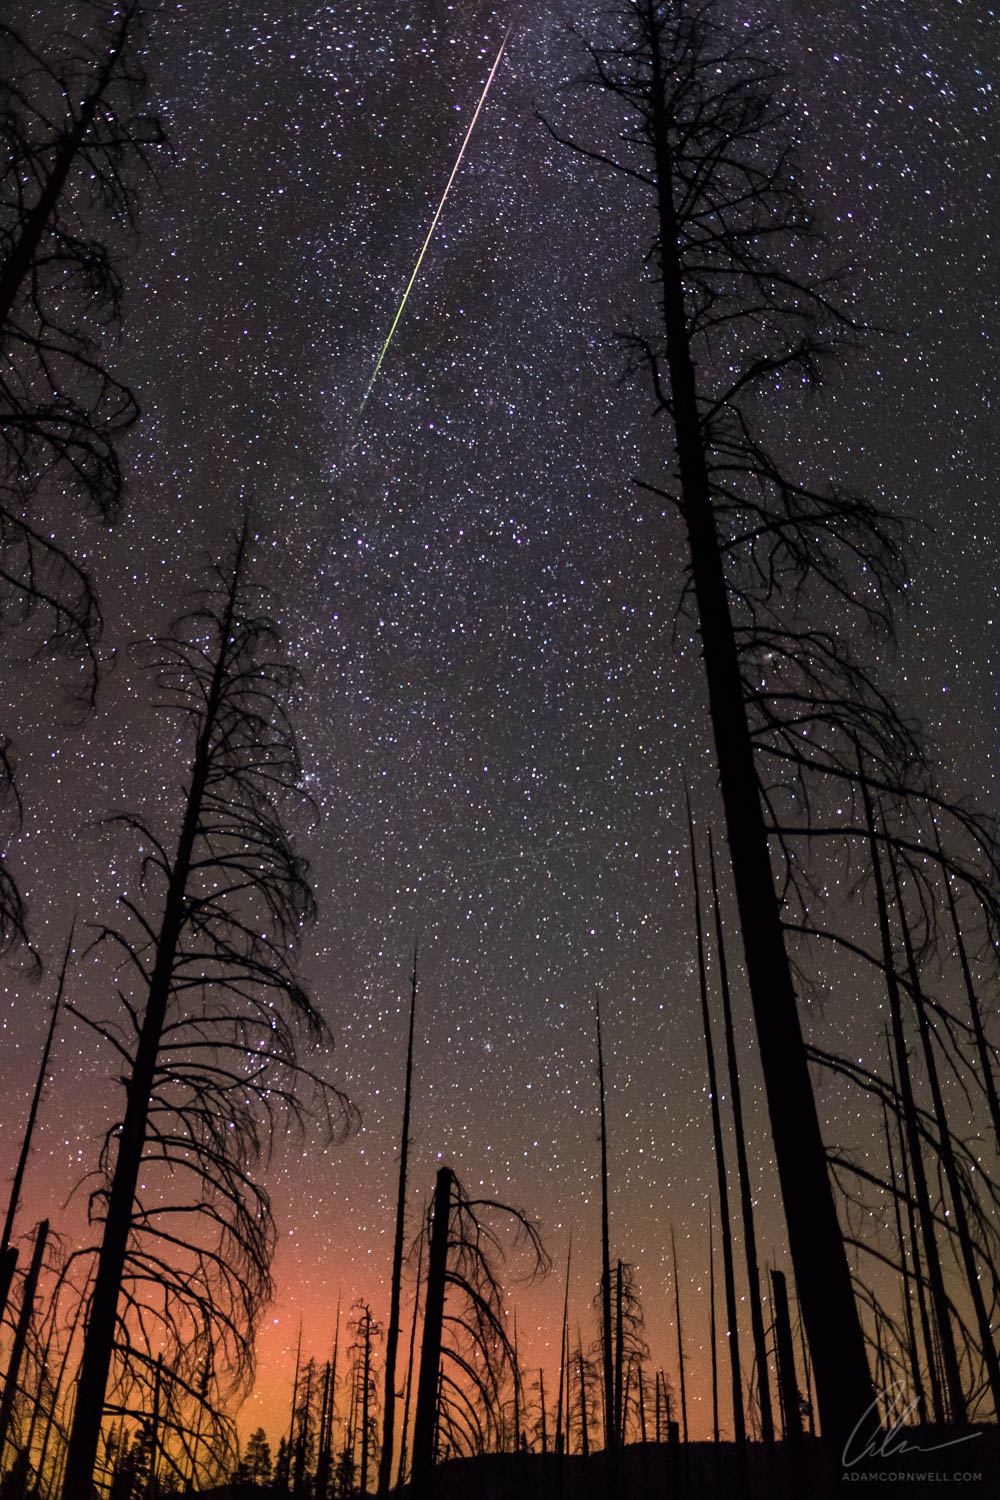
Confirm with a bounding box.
[0,1218,48,1461]
[859,770,965,1423]
[887,842,1000,1411]
[555,1234,570,1456]
[1,925,71,1265]
[613,1261,624,1447]
[577,1342,589,1459]
[595,996,615,1453]
[146,1353,162,1500]
[411,1168,452,1495]
[687,804,746,1454]
[539,1369,547,1454]
[63,555,244,1498]
[885,1029,944,1425]
[644,6,875,1452]
[879,1087,927,1424]
[796,1307,816,1439]
[934,824,1000,1156]
[512,1316,521,1452]
[397,1238,422,1494]
[293,1358,312,1497]
[361,1310,372,1496]
[708,835,775,1446]
[378,943,419,1497]
[709,1203,719,1445]
[671,1228,688,1443]
[36,1265,92,1492]
[771,1271,801,1444]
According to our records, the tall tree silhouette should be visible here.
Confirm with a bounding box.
[409,1167,547,1493]
[0,2,166,949]
[542,0,911,1446]
[0,921,73,1325]
[686,799,745,1459]
[594,994,615,1452]
[378,942,418,1496]
[61,521,354,1496]
[708,833,773,1445]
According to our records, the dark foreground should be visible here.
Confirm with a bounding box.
[218,1429,1000,1500]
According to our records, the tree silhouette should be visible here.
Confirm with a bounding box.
[538,0,967,1449]
[0,0,166,950]
[409,1167,548,1494]
[60,519,355,1496]
[377,943,418,1496]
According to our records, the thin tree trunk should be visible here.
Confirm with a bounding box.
[1,925,72,1262]
[796,1306,816,1439]
[288,1320,303,1481]
[859,768,965,1424]
[687,802,746,1454]
[771,1271,802,1444]
[886,1026,944,1426]
[411,1168,452,1494]
[146,1353,162,1500]
[36,1265,92,1493]
[361,1310,372,1495]
[512,1315,521,1452]
[879,1085,926,1424]
[578,1341,589,1459]
[887,841,1000,1411]
[644,5,875,1452]
[709,1202,719,1444]
[708,834,775,1446]
[671,1227,688,1443]
[934,823,1000,1156]
[63,549,245,1497]
[555,1233,571,1456]
[0,1218,48,1461]
[378,942,419,1497]
[595,995,615,1452]
[293,1358,312,1497]
[613,1260,624,1447]
[397,1236,422,1494]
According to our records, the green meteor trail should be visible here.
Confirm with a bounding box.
[359,25,513,416]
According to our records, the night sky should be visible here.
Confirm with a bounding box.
[2,0,998,1450]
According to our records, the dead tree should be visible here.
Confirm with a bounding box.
[670,1227,687,1443]
[347,1304,381,1496]
[595,994,615,1451]
[0,922,72,1326]
[409,1167,548,1494]
[378,942,418,1496]
[61,521,355,1496]
[708,833,774,1445]
[542,0,903,1448]
[687,799,745,1456]
[0,2,166,948]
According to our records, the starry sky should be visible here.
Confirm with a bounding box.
[1,0,998,1451]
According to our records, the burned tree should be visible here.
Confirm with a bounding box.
[539,0,999,1449]
[0,3,166,948]
[60,521,355,1496]
[377,943,418,1497]
[409,1167,548,1494]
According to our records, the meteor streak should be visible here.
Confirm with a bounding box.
[358,25,513,416]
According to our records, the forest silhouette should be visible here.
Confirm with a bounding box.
[0,3,997,1498]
